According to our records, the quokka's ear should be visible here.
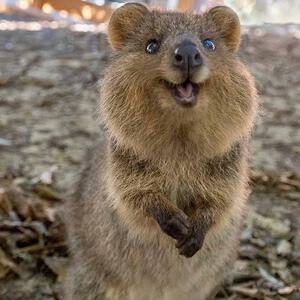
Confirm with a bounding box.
[207,6,241,52]
[108,3,150,49]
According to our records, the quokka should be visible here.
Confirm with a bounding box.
[65,3,258,300]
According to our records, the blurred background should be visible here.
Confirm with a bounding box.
[1,0,300,26]
[0,0,299,299]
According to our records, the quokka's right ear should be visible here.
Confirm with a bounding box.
[108,3,150,49]
[207,6,241,52]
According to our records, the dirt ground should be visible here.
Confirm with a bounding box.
[0,18,299,300]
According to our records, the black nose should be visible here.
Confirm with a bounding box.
[173,42,202,75]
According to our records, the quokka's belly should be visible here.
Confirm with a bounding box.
[103,205,243,300]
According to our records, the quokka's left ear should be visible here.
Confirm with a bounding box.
[207,6,241,52]
[108,2,150,50]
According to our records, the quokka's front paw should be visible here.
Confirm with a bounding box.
[158,211,190,240]
[175,229,205,258]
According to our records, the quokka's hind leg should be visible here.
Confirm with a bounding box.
[64,263,108,300]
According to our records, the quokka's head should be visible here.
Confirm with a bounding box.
[101,3,257,157]
[104,3,249,106]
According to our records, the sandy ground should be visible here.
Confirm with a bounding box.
[0,21,299,299]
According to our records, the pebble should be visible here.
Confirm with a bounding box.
[277,240,292,256]
[0,138,12,146]
[251,211,291,238]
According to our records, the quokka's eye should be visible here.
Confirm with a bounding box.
[145,39,160,54]
[202,38,216,51]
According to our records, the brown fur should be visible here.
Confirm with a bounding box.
[65,3,258,300]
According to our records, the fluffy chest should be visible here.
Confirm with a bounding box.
[164,164,207,213]
[162,149,243,214]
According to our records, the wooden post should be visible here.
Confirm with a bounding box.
[177,0,195,11]
[31,0,112,23]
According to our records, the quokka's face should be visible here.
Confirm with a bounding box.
[107,3,246,112]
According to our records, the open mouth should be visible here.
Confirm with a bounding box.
[164,79,199,107]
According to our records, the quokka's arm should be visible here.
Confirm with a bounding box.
[176,141,247,257]
[109,145,190,241]
[176,196,229,258]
